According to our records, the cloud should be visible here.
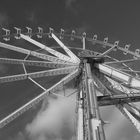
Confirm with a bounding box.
[26,88,77,140]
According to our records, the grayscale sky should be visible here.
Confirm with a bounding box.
[0,0,140,140]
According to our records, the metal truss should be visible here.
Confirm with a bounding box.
[0,27,140,140]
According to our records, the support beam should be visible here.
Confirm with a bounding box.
[84,62,106,140]
[0,69,79,129]
[98,94,140,106]
[51,33,80,63]
[0,58,75,68]
[20,34,75,63]
[96,64,140,89]
[0,66,77,83]
[0,42,68,63]
[77,91,84,140]
[104,59,139,65]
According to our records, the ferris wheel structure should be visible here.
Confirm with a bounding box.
[0,27,140,140]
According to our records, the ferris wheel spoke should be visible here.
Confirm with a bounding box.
[117,69,140,73]
[92,74,112,96]
[96,64,140,89]
[0,41,69,63]
[28,77,47,91]
[21,57,47,91]
[98,93,140,106]
[0,66,78,83]
[0,58,75,68]
[104,76,140,95]
[116,103,140,133]
[51,32,80,63]
[100,43,118,57]
[0,69,79,129]
[104,58,140,65]
[20,34,75,63]
[105,56,139,78]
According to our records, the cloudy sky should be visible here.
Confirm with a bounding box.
[0,0,140,140]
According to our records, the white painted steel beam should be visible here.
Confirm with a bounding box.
[0,69,79,129]
[0,58,75,68]
[20,34,75,63]
[85,63,105,140]
[105,76,140,94]
[0,42,68,63]
[51,33,80,63]
[77,91,84,140]
[105,59,139,65]
[96,64,140,89]
[0,66,78,83]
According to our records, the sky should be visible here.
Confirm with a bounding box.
[1,0,140,140]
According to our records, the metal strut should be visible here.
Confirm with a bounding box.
[0,69,79,129]
[0,58,75,68]
[82,61,105,140]
[77,90,84,140]
[0,66,78,83]
[96,64,140,89]
[0,42,68,63]
[20,34,75,63]
[51,33,80,63]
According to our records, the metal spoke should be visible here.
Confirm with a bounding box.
[0,66,78,83]
[22,54,47,91]
[100,42,118,57]
[105,58,140,64]
[20,34,75,63]
[28,77,47,91]
[0,57,75,68]
[105,76,140,95]
[0,69,79,129]
[96,64,140,89]
[0,42,68,63]
[92,73,112,96]
[51,33,80,63]
[98,94,140,106]
[118,69,140,73]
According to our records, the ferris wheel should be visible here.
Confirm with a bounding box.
[0,27,140,140]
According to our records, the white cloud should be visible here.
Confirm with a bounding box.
[26,88,77,140]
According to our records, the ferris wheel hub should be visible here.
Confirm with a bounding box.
[78,50,104,64]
